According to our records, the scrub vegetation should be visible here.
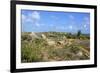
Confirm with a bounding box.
[21,31,90,63]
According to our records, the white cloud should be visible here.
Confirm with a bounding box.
[27,11,40,22]
[22,11,41,27]
[51,16,58,20]
[69,25,73,29]
[40,24,45,26]
[82,17,90,30]
[26,18,33,22]
[50,24,54,27]
[31,11,40,20]
[69,15,74,20]
[22,14,27,24]
[84,24,87,28]
[54,26,68,30]
[84,17,90,24]
[35,23,40,27]
[22,14,26,20]
[84,17,89,21]
[83,24,88,30]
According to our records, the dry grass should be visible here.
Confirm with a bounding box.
[21,32,90,63]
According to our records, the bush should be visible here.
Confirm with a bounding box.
[21,39,44,62]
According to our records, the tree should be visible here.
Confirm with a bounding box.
[77,30,81,38]
[67,33,72,38]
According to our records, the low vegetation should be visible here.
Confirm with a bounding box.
[21,31,90,63]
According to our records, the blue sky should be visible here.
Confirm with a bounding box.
[21,10,90,34]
